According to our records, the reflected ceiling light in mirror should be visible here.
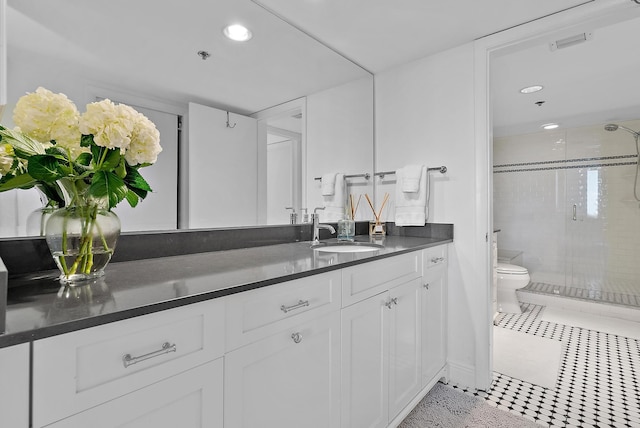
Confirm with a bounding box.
[223,24,253,42]
[519,85,543,94]
[541,123,559,130]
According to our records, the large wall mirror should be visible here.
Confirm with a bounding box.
[0,0,374,237]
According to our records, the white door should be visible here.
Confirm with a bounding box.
[341,291,389,428]
[113,105,179,232]
[45,358,223,428]
[225,312,341,428]
[188,103,258,228]
[388,278,422,419]
[267,138,295,224]
[422,266,447,386]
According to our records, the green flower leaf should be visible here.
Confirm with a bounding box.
[27,155,64,181]
[115,158,127,179]
[125,189,140,207]
[99,148,122,172]
[0,173,36,191]
[124,166,153,195]
[76,152,92,166]
[90,171,128,209]
[81,134,94,148]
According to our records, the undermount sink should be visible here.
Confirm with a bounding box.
[310,242,384,253]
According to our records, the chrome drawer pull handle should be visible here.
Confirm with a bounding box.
[424,283,430,289]
[291,332,303,343]
[431,257,445,263]
[122,342,176,368]
[385,298,398,309]
[281,299,310,313]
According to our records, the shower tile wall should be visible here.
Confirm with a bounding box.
[494,119,640,296]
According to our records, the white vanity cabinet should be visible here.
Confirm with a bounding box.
[0,343,30,428]
[421,245,448,387]
[340,252,423,428]
[224,271,342,428]
[32,298,225,428]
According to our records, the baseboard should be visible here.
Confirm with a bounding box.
[446,360,476,388]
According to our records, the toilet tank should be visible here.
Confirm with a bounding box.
[497,249,523,266]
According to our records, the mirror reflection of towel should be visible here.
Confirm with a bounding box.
[394,165,427,226]
[321,172,338,196]
[322,173,345,222]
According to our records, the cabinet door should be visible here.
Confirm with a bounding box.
[225,312,341,428]
[422,265,447,386]
[0,343,29,428]
[341,291,389,428]
[46,358,223,428]
[388,278,423,420]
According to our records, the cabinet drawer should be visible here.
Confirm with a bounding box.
[423,244,448,271]
[342,252,421,307]
[225,270,341,351]
[46,358,223,428]
[33,298,225,428]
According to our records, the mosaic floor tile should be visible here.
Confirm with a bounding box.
[454,303,640,427]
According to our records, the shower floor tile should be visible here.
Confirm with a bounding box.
[453,303,640,427]
[523,281,640,309]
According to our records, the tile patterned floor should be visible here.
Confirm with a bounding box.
[453,303,640,427]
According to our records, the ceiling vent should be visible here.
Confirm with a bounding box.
[550,32,593,51]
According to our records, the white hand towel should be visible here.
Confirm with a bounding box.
[321,173,338,196]
[394,165,427,226]
[402,164,424,193]
[322,173,346,222]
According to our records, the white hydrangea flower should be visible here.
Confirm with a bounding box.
[12,87,83,156]
[79,99,134,153]
[124,111,162,165]
[0,143,14,177]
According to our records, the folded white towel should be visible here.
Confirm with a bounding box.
[322,173,346,222]
[394,165,427,226]
[321,173,338,196]
[402,164,424,193]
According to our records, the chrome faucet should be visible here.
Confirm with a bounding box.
[312,207,336,243]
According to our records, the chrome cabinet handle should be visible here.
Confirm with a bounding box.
[385,297,399,309]
[573,204,577,221]
[431,257,445,263]
[424,283,430,289]
[122,342,176,368]
[291,332,303,343]
[281,299,310,313]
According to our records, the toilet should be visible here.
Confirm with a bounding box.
[496,263,530,313]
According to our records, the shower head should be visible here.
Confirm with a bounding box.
[604,123,640,137]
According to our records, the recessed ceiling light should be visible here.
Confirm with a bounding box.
[541,123,559,130]
[223,24,252,42]
[520,85,543,94]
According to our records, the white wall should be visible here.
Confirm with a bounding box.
[306,77,374,222]
[375,43,487,388]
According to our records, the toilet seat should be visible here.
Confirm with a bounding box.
[496,263,528,275]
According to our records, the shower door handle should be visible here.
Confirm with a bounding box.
[572,204,577,221]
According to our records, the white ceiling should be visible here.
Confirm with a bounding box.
[253,0,592,73]
[8,0,640,135]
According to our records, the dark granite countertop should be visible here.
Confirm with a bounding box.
[1,234,451,348]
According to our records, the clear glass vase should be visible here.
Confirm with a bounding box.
[45,201,120,284]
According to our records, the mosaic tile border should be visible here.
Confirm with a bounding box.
[494,154,638,169]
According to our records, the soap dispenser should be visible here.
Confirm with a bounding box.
[300,208,309,223]
[285,207,297,224]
